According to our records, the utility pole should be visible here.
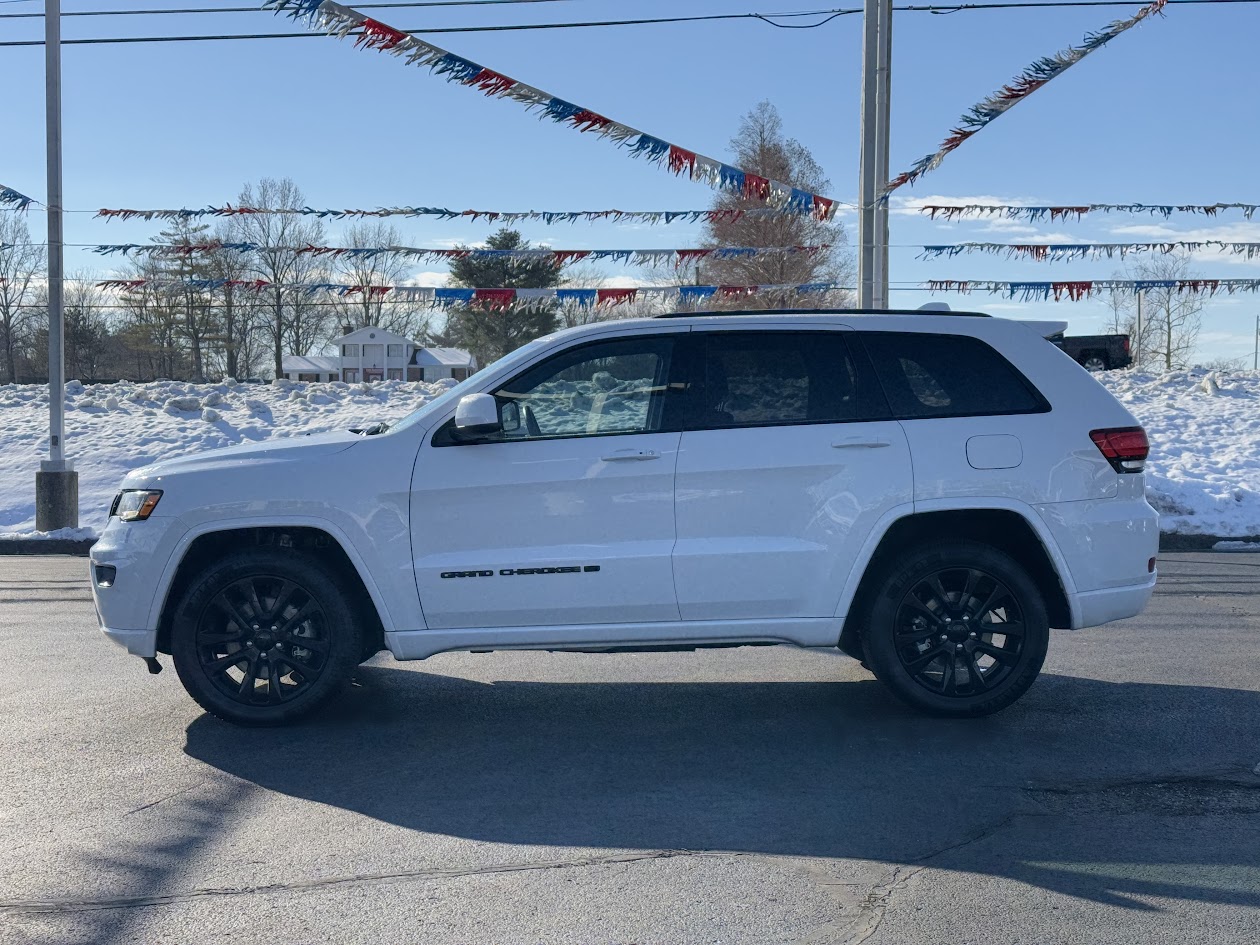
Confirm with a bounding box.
[851,0,882,307]
[1253,314,1258,372]
[872,0,893,309]
[35,0,78,531]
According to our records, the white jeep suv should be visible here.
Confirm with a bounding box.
[90,309,1159,725]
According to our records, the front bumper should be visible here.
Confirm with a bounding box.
[101,626,160,658]
[89,514,187,656]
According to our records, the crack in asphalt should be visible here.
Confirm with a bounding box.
[9,770,1259,924]
[0,849,737,915]
[800,767,1260,945]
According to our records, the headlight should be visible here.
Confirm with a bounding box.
[112,490,163,522]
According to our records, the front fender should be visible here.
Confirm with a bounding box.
[148,515,409,634]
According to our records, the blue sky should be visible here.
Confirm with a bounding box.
[2,0,1258,360]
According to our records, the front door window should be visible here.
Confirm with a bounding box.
[489,337,675,441]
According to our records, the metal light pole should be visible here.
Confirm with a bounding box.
[35,0,78,531]
[1253,314,1258,372]
[858,0,893,310]
[872,0,893,309]
[857,0,880,308]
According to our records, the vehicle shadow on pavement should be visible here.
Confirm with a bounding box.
[184,668,1260,913]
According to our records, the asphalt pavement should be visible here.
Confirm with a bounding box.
[1,552,1258,945]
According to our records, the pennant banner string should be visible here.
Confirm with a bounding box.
[925,279,1260,301]
[262,0,838,220]
[95,205,852,224]
[91,242,831,265]
[884,0,1167,195]
[919,202,1260,222]
[0,187,36,211]
[92,277,1260,305]
[94,278,856,308]
[919,241,1260,261]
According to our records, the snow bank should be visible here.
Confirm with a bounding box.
[0,378,451,536]
[1099,370,1260,538]
[3,369,1260,540]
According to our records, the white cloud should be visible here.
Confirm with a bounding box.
[400,271,449,288]
[890,194,1042,218]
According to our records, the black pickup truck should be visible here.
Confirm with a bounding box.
[1049,332,1132,372]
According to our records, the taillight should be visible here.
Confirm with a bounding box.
[1090,426,1149,473]
[1122,336,1131,354]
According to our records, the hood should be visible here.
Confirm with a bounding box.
[123,430,360,486]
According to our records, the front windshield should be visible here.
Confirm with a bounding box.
[387,338,552,435]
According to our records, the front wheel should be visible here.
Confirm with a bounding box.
[170,549,363,726]
[860,541,1049,717]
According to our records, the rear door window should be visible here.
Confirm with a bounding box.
[859,332,1049,419]
[685,331,888,430]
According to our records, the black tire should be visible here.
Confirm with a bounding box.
[1082,354,1108,372]
[859,540,1049,717]
[170,549,363,726]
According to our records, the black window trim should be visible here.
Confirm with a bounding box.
[678,328,892,433]
[431,332,686,447]
[853,330,1052,421]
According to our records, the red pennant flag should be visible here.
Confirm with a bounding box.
[668,145,697,177]
[743,174,770,201]
[475,288,517,309]
[597,288,637,306]
[356,19,408,51]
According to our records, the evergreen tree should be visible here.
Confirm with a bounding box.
[439,229,561,365]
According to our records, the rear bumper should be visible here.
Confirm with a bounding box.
[1073,572,1157,629]
[101,626,159,658]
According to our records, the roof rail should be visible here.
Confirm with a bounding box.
[653,307,991,319]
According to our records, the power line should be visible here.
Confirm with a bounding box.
[0,9,862,44]
[0,0,1252,45]
[0,0,631,18]
[0,0,1253,18]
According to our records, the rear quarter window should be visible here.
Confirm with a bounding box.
[860,331,1049,419]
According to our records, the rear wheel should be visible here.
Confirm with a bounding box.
[860,541,1049,716]
[1082,354,1108,372]
[170,549,362,726]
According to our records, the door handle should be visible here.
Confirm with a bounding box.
[601,449,661,462]
[832,437,892,449]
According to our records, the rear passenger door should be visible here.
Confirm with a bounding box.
[672,328,914,620]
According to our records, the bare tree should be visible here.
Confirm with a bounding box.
[115,255,187,380]
[233,178,327,375]
[698,101,854,309]
[1108,254,1204,371]
[0,215,45,383]
[325,221,432,342]
[207,217,265,380]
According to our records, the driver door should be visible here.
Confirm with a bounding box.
[410,332,686,630]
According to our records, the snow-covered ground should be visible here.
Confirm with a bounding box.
[0,377,453,537]
[1099,369,1260,538]
[1,369,1259,539]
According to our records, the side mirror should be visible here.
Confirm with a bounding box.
[452,393,502,439]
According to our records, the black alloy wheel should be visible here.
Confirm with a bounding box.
[196,576,329,706]
[859,540,1050,717]
[894,567,1024,698]
[171,549,362,726]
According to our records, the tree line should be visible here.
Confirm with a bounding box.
[0,103,853,383]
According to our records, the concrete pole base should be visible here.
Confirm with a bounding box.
[36,467,79,532]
